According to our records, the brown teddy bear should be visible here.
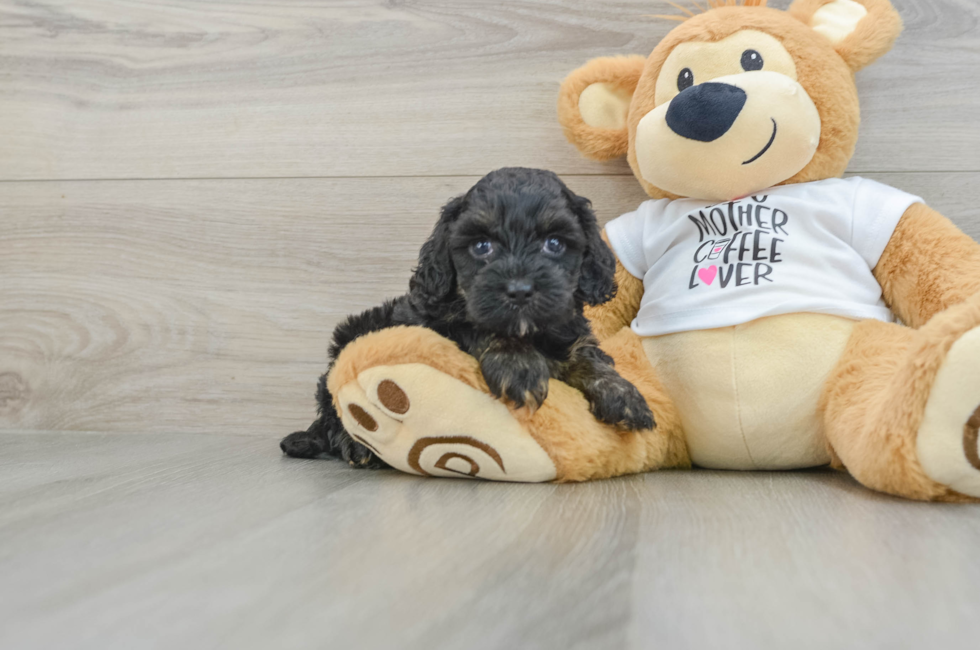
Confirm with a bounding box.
[323,0,980,501]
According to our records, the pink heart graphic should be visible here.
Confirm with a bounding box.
[698,266,718,285]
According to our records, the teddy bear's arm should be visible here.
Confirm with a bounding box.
[874,203,980,328]
[583,230,645,341]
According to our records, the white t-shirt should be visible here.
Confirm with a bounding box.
[605,177,923,336]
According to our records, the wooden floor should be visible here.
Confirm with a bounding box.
[2,431,979,650]
[2,1,980,647]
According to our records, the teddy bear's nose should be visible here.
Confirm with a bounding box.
[666,82,747,142]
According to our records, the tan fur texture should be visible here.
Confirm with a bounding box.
[559,5,865,199]
[645,314,851,470]
[875,203,980,329]
[328,326,487,398]
[516,327,690,482]
[329,325,689,482]
[555,0,980,499]
[822,311,980,502]
[627,6,860,198]
[788,0,903,71]
[584,230,645,342]
[557,55,647,161]
[325,0,980,499]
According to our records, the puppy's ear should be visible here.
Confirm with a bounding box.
[565,188,617,306]
[409,195,465,313]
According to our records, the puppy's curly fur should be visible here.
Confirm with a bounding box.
[281,168,654,467]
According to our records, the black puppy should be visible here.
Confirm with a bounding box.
[281,168,654,467]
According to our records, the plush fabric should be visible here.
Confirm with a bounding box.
[634,70,823,200]
[918,327,980,498]
[874,203,980,328]
[583,232,646,342]
[516,327,691,482]
[789,0,903,71]
[559,3,870,200]
[820,302,980,503]
[325,0,980,500]
[557,55,646,161]
[643,313,852,470]
[337,361,559,482]
[331,325,689,483]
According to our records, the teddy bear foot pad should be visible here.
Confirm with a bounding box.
[917,326,980,497]
[335,363,558,482]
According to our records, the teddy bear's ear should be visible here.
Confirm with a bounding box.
[558,55,646,161]
[789,0,903,72]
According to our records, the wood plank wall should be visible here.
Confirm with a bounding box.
[2,0,979,437]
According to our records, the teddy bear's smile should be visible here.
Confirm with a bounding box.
[633,69,821,202]
[743,118,777,165]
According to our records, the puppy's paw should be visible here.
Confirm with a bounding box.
[280,430,331,459]
[280,427,386,468]
[586,377,655,432]
[481,352,550,411]
[337,433,387,469]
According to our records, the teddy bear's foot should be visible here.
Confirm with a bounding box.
[917,326,980,498]
[333,362,558,482]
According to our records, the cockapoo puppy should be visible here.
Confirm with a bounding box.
[281,168,654,467]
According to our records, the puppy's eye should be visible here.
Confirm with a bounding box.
[741,49,764,71]
[469,240,493,259]
[677,68,694,92]
[542,237,566,256]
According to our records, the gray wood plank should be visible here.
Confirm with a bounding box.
[0,0,977,181]
[0,431,978,650]
[2,172,976,436]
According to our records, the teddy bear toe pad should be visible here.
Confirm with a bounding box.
[917,326,980,498]
[335,363,557,482]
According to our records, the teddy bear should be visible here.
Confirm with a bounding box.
[320,0,980,502]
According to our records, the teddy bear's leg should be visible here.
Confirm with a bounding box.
[822,308,980,501]
[327,325,689,482]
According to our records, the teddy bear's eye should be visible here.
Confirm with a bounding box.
[741,49,764,71]
[677,68,694,92]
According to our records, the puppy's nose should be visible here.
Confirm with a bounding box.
[666,82,747,142]
[505,279,535,304]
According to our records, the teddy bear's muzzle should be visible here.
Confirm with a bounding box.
[665,82,748,143]
[634,71,821,202]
